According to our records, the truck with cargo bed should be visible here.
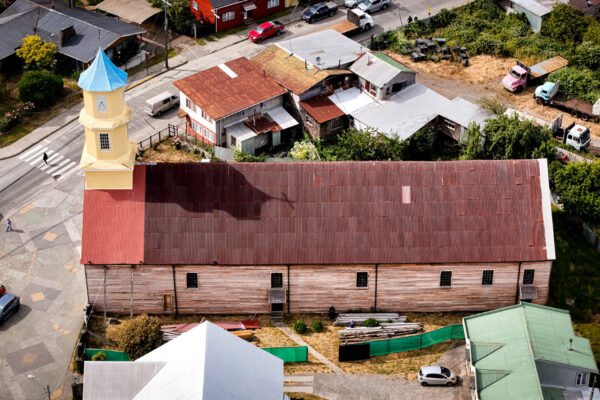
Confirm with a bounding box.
[323,9,373,35]
[534,81,600,122]
[303,2,338,23]
[501,56,568,92]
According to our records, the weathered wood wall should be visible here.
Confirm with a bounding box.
[85,261,552,314]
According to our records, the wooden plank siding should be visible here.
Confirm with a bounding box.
[85,261,552,314]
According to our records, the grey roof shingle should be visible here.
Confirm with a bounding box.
[0,0,145,62]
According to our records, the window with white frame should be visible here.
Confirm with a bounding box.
[191,120,201,133]
[444,120,456,131]
[306,114,314,126]
[99,133,111,150]
[192,0,198,10]
[186,98,193,109]
[231,136,237,146]
[576,373,586,386]
[267,0,279,8]
[222,11,235,21]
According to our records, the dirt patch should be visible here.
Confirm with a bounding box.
[386,52,600,138]
[136,138,205,163]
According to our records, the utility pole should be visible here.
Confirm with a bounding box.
[162,0,171,70]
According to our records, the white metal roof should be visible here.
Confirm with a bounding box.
[351,83,451,140]
[439,97,494,129]
[227,121,257,143]
[82,322,284,400]
[276,30,365,69]
[511,0,552,17]
[328,87,375,115]
[350,54,403,88]
[83,362,166,400]
[266,106,299,130]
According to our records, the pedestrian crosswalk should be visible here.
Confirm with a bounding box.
[18,145,83,181]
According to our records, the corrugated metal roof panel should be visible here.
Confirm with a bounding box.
[300,95,345,123]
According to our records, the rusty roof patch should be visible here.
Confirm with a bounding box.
[173,57,286,120]
[251,45,351,95]
[300,95,345,123]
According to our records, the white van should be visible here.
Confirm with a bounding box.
[145,91,179,117]
[565,124,591,151]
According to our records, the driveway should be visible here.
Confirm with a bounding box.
[312,343,471,400]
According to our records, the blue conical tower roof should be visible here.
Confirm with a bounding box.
[78,48,128,92]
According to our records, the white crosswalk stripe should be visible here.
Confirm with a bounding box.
[19,147,81,181]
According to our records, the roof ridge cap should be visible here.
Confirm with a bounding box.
[520,305,544,399]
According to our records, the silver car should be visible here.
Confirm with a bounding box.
[358,0,389,13]
[344,0,364,8]
[418,366,458,386]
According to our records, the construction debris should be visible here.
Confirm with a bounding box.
[333,313,406,326]
[339,323,423,344]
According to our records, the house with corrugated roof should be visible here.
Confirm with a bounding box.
[0,0,145,70]
[190,0,286,33]
[463,302,599,400]
[83,321,283,399]
[509,0,569,32]
[173,56,299,155]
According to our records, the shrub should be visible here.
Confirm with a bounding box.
[116,314,162,360]
[311,320,323,333]
[18,71,63,108]
[290,140,320,160]
[234,150,266,162]
[362,318,379,327]
[91,351,107,361]
[0,102,35,132]
[541,4,586,45]
[550,161,600,224]
[477,97,507,116]
[548,67,600,104]
[293,320,307,334]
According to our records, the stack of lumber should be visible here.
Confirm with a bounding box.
[333,313,406,326]
[339,323,422,344]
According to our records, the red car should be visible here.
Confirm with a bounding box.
[248,21,285,43]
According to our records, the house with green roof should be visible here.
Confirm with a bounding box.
[463,302,598,400]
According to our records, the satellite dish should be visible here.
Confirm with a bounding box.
[316,56,321,64]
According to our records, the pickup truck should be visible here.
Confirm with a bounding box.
[501,56,568,92]
[358,0,390,13]
[248,21,284,43]
[534,81,600,122]
[303,2,338,23]
[325,9,373,35]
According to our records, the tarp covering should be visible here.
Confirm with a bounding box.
[96,0,162,25]
[262,346,308,363]
[85,349,131,361]
[369,324,465,357]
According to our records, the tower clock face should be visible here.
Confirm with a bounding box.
[96,95,108,114]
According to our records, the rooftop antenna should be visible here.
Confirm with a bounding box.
[33,7,41,35]
[97,29,101,49]
[568,337,573,351]
[315,56,321,66]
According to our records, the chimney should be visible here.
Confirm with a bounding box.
[59,26,76,47]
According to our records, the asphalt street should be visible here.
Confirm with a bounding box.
[0,1,474,398]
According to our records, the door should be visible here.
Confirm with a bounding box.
[163,294,173,312]
[371,0,380,11]
[271,303,284,312]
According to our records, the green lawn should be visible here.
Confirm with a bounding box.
[548,208,600,322]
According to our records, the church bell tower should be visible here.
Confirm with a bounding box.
[78,48,136,190]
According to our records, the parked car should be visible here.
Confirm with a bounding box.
[144,91,180,117]
[0,283,5,297]
[248,21,285,43]
[418,366,458,386]
[303,2,338,23]
[358,0,389,13]
[344,0,365,8]
[0,293,20,325]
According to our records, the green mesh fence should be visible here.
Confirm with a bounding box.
[369,324,465,357]
[84,349,131,361]
[262,346,308,363]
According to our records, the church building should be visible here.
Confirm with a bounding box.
[79,51,556,316]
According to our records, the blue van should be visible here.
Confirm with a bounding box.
[0,293,20,325]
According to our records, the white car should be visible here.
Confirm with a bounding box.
[344,0,364,8]
[358,0,389,13]
[418,366,458,386]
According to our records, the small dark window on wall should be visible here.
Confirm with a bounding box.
[482,270,494,286]
[186,272,198,289]
[523,269,535,285]
[440,271,452,287]
[271,273,283,288]
[356,272,368,288]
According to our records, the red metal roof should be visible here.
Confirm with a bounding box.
[172,57,286,120]
[80,165,146,264]
[300,95,345,124]
[82,160,552,265]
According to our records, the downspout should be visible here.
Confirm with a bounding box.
[515,262,522,304]
[287,265,290,314]
[172,265,179,315]
[103,265,107,349]
[130,265,134,318]
[374,264,378,312]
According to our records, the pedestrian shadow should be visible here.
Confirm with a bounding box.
[8,229,25,233]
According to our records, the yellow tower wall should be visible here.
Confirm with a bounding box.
[82,89,126,119]
[84,171,134,190]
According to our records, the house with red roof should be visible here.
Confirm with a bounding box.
[190,0,285,33]
[173,57,299,155]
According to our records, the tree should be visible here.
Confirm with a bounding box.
[16,35,57,70]
[541,4,586,45]
[548,67,600,104]
[148,0,194,35]
[18,71,63,107]
[116,314,163,360]
[317,128,407,161]
[550,161,600,224]
[583,18,600,45]
[461,115,555,160]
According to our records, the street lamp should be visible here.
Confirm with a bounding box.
[26,374,51,400]
[161,0,172,70]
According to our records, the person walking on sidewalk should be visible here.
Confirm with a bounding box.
[6,218,12,232]
[43,152,48,164]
